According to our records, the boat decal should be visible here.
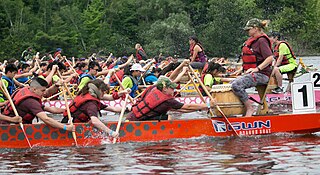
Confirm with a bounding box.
[212,120,271,134]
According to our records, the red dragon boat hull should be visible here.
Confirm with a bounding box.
[1,113,320,148]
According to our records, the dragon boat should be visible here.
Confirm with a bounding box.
[43,91,320,108]
[1,112,320,148]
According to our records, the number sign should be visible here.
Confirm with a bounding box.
[291,82,316,114]
[310,72,320,90]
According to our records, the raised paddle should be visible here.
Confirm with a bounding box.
[0,79,32,148]
[114,73,135,104]
[188,65,239,136]
[113,94,130,143]
[62,90,78,146]
[57,70,74,99]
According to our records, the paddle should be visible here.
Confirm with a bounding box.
[57,70,74,100]
[0,78,32,148]
[62,90,78,146]
[113,73,135,104]
[113,94,130,143]
[188,65,239,136]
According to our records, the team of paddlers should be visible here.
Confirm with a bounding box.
[0,18,300,138]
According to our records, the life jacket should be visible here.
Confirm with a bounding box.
[2,87,42,124]
[53,51,61,60]
[109,69,124,85]
[190,43,207,62]
[16,69,29,83]
[78,74,96,84]
[136,48,146,61]
[241,34,272,71]
[1,75,16,96]
[274,41,296,65]
[63,93,102,123]
[124,75,139,97]
[132,86,173,119]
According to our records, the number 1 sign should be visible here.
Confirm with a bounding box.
[291,82,316,114]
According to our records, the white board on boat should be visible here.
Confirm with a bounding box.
[310,72,320,90]
[291,81,316,114]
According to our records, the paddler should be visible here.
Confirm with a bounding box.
[268,31,298,94]
[1,77,74,132]
[231,18,273,117]
[62,79,130,138]
[125,76,216,121]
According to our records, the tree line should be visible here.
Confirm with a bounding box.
[0,0,319,60]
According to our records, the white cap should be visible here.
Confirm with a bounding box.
[130,63,145,72]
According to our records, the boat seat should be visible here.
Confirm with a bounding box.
[256,85,269,115]
[285,66,298,92]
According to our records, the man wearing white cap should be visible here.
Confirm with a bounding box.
[122,63,145,97]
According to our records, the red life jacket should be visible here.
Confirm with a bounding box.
[241,34,272,71]
[110,69,124,84]
[200,63,209,83]
[63,93,102,123]
[274,41,296,65]
[190,43,207,62]
[2,87,42,124]
[132,86,174,119]
[136,48,145,61]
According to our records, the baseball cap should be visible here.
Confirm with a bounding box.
[243,18,262,30]
[130,63,145,72]
[156,76,178,89]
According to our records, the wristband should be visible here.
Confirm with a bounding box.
[109,130,113,136]
[257,66,261,71]
[63,125,67,131]
[106,76,110,78]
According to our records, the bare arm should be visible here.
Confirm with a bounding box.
[43,106,65,114]
[90,116,118,138]
[37,112,74,131]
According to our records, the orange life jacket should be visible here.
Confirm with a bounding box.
[241,34,272,71]
[132,86,174,119]
[2,87,42,124]
[109,69,124,85]
[63,93,102,123]
[274,41,296,65]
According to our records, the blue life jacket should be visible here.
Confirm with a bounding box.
[124,75,138,97]
[1,75,16,97]
[78,74,96,84]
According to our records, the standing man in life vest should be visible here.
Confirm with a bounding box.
[231,18,273,117]
[2,77,74,132]
[78,61,101,91]
[0,64,18,102]
[135,43,148,61]
[269,31,298,94]
[125,76,216,121]
[189,36,207,69]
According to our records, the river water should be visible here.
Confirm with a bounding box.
[0,57,319,174]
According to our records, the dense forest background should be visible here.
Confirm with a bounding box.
[0,0,319,60]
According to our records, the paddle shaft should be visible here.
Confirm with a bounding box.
[62,90,78,146]
[57,70,74,99]
[0,79,32,148]
[187,72,215,116]
[113,94,130,143]
[114,73,135,104]
[188,65,239,136]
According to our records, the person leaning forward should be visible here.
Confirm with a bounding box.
[1,77,74,131]
[231,18,273,117]
[125,76,216,121]
[62,79,120,138]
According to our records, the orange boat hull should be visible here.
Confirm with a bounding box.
[1,113,320,148]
